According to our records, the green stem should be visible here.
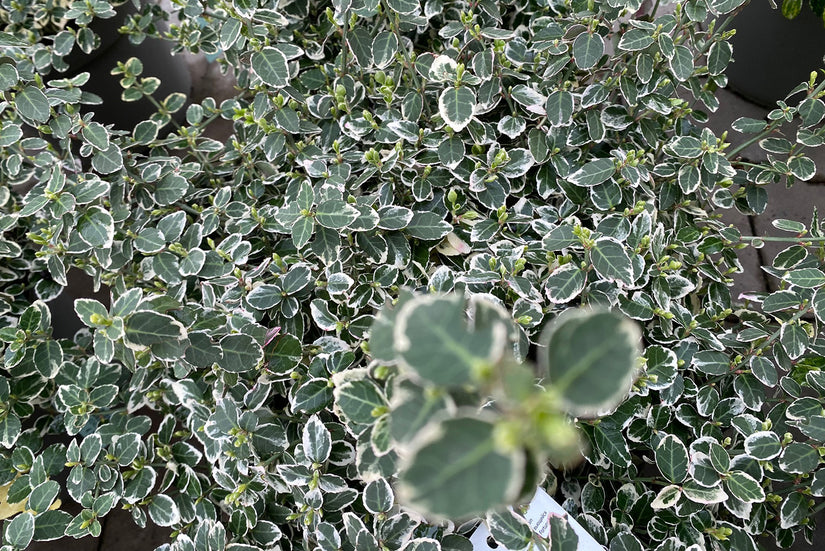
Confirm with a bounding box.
[810,499,825,516]
[740,236,825,243]
[725,121,783,160]
[143,93,213,172]
[386,7,430,116]
[731,307,811,372]
[340,11,349,77]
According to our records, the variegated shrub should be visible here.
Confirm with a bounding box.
[2,0,825,550]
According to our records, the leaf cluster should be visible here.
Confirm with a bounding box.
[2,0,825,550]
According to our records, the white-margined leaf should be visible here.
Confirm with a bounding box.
[438,86,475,131]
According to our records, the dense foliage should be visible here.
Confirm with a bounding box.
[3,0,825,550]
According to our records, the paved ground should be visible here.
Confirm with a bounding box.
[709,87,825,299]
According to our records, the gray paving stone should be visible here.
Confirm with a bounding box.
[716,207,768,298]
[748,182,825,290]
[707,88,825,182]
[98,506,172,551]
[27,536,100,551]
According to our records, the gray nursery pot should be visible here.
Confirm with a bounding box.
[45,2,191,337]
[726,1,825,108]
[51,1,191,130]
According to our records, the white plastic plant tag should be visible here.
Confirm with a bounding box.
[470,487,605,551]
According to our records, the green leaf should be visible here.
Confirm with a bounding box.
[363,479,394,515]
[390,379,451,444]
[81,121,110,151]
[782,0,803,18]
[291,215,314,249]
[547,515,579,551]
[34,340,63,378]
[762,290,802,312]
[133,120,159,144]
[4,512,34,549]
[148,494,180,527]
[218,333,263,373]
[487,510,532,550]
[134,228,166,254]
[590,237,633,284]
[725,471,765,503]
[678,164,701,193]
[394,295,507,386]
[572,32,603,69]
[282,264,313,294]
[798,98,825,126]
[655,434,689,483]
[568,157,615,187]
[0,32,26,47]
[91,144,123,175]
[545,90,574,126]
[267,333,302,374]
[692,350,729,376]
[682,481,727,504]
[32,510,71,541]
[667,135,703,158]
[372,31,398,69]
[16,86,50,123]
[707,40,732,75]
[732,117,768,133]
[780,492,808,529]
[0,414,20,448]
[334,378,386,425]
[74,298,109,328]
[405,212,452,240]
[220,17,242,49]
[542,225,577,250]
[800,416,825,441]
[744,431,782,460]
[437,137,465,169]
[347,27,373,68]
[651,485,682,509]
[750,356,778,387]
[386,0,419,15]
[303,414,332,464]
[668,45,694,81]
[0,123,22,147]
[125,311,186,347]
[292,378,333,414]
[779,442,820,474]
[247,284,283,310]
[780,322,809,359]
[544,264,586,304]
[27,480,59,514]
[438,86,475,132]
[398,416,523,519]
[611,533,645,551]
[77,206,114,248]
[123,467,156,503]
[378,206,413,230]
[315,200,360,229]
[0,63,17,91]
[618,29,654,51]
[541,309,640,416]
[252,47,290,87]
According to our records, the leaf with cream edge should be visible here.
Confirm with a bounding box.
[438,86,475,132]
[397,416,524,519]
[393,294,508,387]
[540,308,641,416]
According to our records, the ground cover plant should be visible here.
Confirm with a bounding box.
[4,0,825,550]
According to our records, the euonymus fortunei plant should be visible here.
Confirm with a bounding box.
[3,0,825,549]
